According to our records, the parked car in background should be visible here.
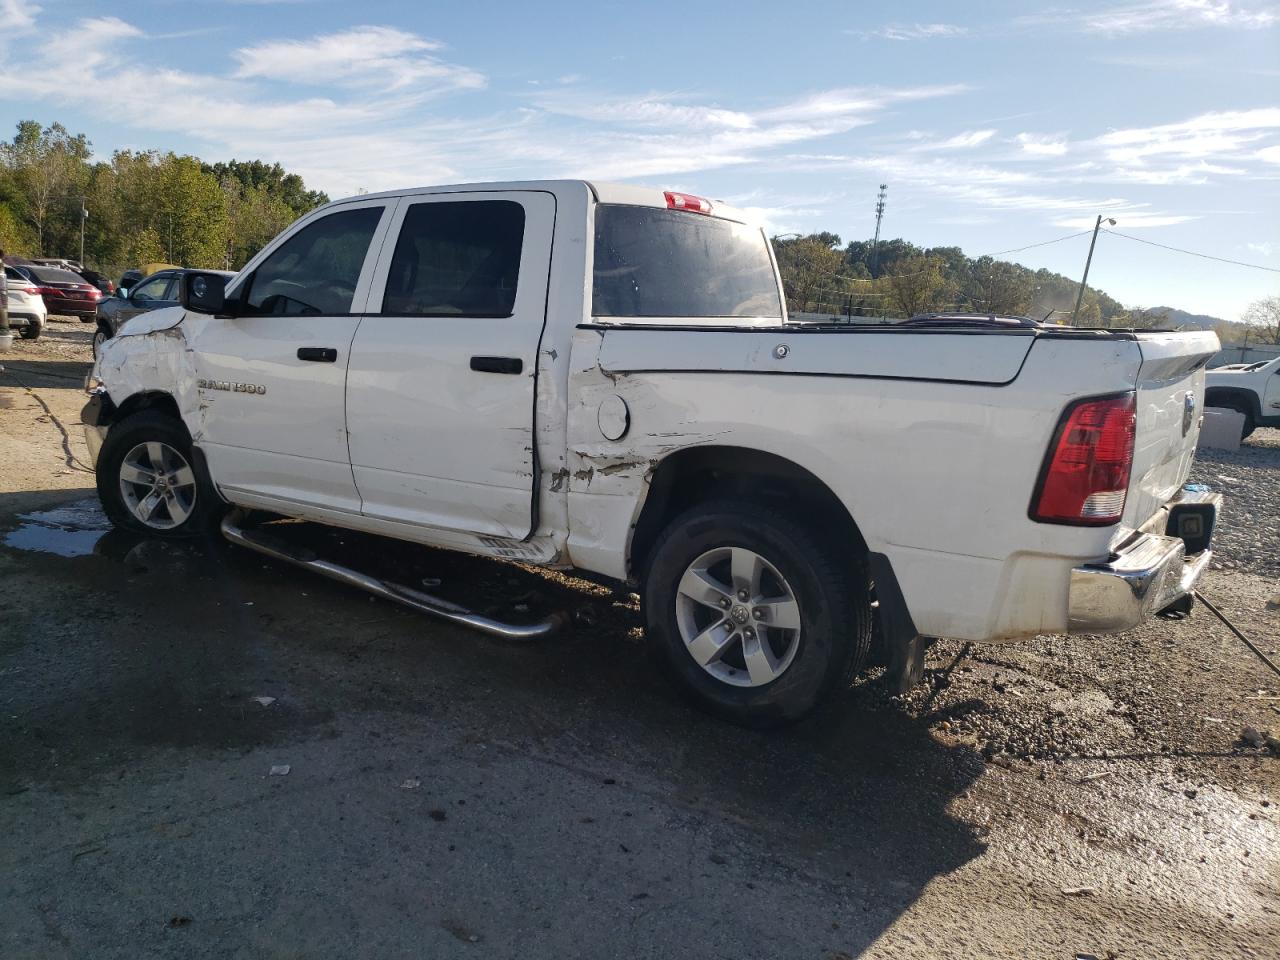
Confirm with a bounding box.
[94,268,234,357]
[117,269,144,294]
[4,265,48,340]
[77,268,116,297]
[13,264,102,321]
[31,257,85,272]
[1205,355,1280,439]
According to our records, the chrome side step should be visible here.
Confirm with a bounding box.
[220,510,564,641]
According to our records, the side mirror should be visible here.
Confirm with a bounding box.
[181,272,229,315]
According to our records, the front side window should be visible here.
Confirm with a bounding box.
[241,206,382,317]
[131,275,172,302]
[592,205,782,319]
[381,200,524,317]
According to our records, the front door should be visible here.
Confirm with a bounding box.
[191,198,394,514]
[345,191,555,539]
[116,272,178,326]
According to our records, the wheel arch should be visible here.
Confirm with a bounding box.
[629,446,869,581]
[1204,386,1260,420]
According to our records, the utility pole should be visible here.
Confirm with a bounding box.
[870,184,887,274]
[79,200,88,265]
[1070,214,1116,326]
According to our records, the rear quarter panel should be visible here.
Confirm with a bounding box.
[565,327,1146,642]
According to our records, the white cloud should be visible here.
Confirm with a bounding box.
[1053,213,1199,228]
[1016,132,1069,156]
[233,26,485,93]
[1096,108,1280,166]
[0,0,37,32]
[1246,241,1275,256]
[913,129,998,151]
[1257,144,1280,162]
[1083,0,1277,33]
[849,23,968,41]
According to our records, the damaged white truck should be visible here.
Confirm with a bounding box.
[84,180,1223,725]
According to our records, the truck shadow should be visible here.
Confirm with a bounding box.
[0,496,987,956]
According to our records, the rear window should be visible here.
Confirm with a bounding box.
[29,267,86,284]
[592,205,782,319]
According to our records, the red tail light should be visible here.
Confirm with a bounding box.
[664,191,713,215]
[1031,393,1136,525]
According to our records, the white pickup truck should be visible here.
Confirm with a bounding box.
[1205,355,1280,439]
[84,180,1223,725]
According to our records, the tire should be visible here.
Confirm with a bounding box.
[642,500,872,728]
[96,410,223,538]
[79,315,95,323]
[19,320,41,340]
[92,327,108,359]
[1240,410,1256,440]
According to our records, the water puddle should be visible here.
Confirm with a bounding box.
[2,499,113,557]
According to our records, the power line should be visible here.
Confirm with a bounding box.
[980,230,1093,258]
[1101,229,1280,275]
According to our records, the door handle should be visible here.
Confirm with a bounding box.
[297,347,338,363]
[470,356,523,375]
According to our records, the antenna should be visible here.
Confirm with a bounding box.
[871,184,888,274]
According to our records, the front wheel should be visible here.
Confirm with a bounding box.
[96,410,223,537]
[643,500,871,727]
[92,327,108,358]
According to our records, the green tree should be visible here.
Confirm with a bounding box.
[1,120,91,255]
[885,255,944,317]
[1242,295,1280,344]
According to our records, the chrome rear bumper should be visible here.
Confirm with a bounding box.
[1068,488,1220,634]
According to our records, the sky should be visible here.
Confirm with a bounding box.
[0,0,1277,320]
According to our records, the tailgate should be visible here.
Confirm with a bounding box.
[1125,331,1220,528]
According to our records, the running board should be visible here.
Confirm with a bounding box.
[220,510,564,641]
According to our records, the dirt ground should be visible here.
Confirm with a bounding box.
[2,319,1278,959]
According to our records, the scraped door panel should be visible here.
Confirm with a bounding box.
[346,191,555,538]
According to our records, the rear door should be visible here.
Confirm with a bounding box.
[190,198,395,514]
[346,190,555,538]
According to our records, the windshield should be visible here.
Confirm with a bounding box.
[592,205,781,319]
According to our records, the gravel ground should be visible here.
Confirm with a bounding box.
[1189,428,1280,579]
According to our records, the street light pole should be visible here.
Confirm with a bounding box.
[79,200,88,265]
[1071,214,1116,326]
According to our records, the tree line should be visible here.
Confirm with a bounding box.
[771,231,1153,326]
[0,121,328,274]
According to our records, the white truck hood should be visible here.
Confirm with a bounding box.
[116,305,188,337]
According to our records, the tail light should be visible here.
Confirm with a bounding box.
[1031,393,1136,525]
[664,191,713,215]
[21,285,39,296]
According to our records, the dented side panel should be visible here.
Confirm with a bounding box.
[563,325,1147,641]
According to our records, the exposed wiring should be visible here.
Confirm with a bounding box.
[1103,229,1280,275]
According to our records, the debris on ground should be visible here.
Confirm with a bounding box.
[251,696,276,707]
[1240,727,1268,748]
[269,764,291,776]
[1061,886,1095,896]
[400,778,421,790]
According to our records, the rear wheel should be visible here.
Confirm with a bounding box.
[643,500,871,727]
[19,320,41,340]
[96,410,223,538]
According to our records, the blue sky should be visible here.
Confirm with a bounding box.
[1,0,1277,319]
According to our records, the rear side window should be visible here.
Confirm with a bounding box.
[381,200,525,317]
[592,205,782,319]
[241,206,382,317]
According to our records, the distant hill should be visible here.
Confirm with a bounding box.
[1152,306,1225,330]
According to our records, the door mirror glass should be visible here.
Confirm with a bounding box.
[181,272,229,315]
